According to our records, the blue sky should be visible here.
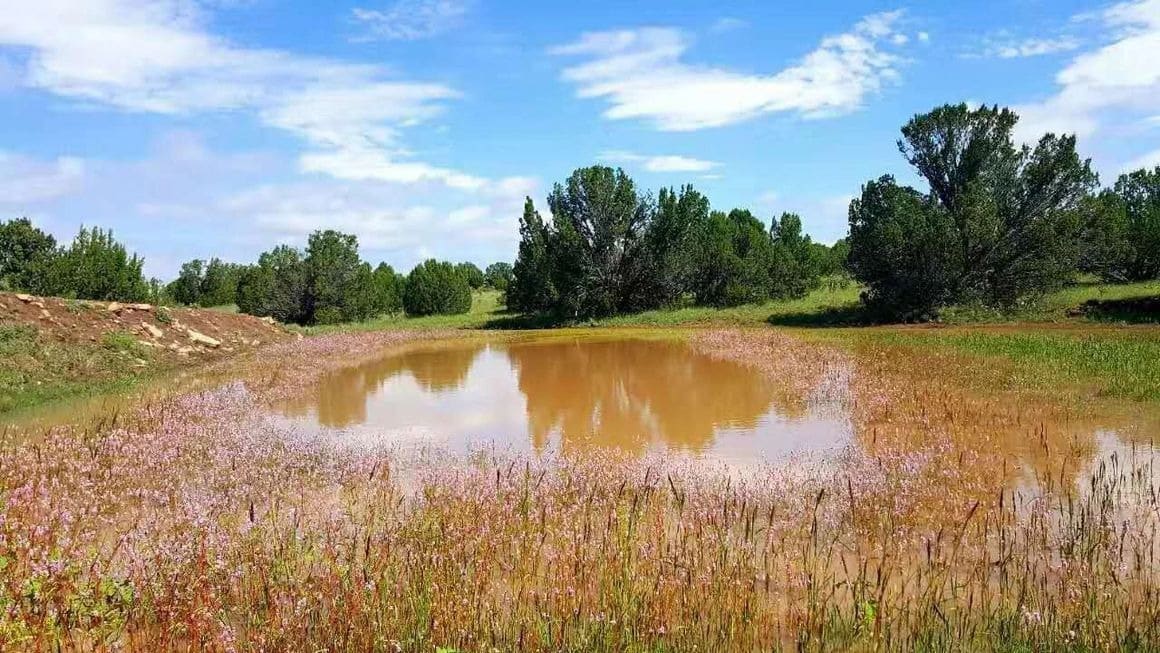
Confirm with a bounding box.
[1,0,1158,278]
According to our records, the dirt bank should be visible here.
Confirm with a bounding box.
[0,292,292,413]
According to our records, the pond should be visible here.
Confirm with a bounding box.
[278,334,853,462]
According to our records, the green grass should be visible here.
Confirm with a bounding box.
[0,324,152,414]
[938,279,1160,324]
[833,328,1160,402]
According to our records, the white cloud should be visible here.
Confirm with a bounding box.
[599,150,721,173]
[551,11,911,131]
[0,152,85,204]
[0,0,490,191]
[351,0,471,41]
[982,36,1081,59]
[1013,0,1160,144]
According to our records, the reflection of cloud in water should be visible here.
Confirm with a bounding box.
[279,336,853,461]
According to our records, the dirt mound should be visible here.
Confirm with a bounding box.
[1,292,292,364]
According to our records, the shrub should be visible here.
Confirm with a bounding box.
[403,259,472,316]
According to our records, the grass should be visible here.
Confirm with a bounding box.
[835,328,1160,402]
[0,324,151,414]
[4,328,1159,651]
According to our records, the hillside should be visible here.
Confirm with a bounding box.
[1,292,291,413]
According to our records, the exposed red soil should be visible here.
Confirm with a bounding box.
[0,291,292,365]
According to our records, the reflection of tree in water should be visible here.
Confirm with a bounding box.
[309,343,484,428]
[506,339,777,454]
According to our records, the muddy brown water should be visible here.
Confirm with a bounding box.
[276,335,852,462]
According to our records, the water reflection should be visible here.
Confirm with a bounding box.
[280,336,851,459]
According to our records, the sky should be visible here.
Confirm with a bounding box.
[1,0,1159,279]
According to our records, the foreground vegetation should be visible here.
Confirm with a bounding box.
[4,329,1159,651]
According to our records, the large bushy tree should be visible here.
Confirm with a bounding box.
[848,104,1097,319]
[304,230,362,324]
[43,227,149,302]
[236,245,308,324]
[0,218,56,293]
[168,259,205,306]
[403,259,472,316]
[199,258,244,308]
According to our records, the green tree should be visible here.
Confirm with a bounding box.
[198,258,243,307]
[768,213,823,299]
[508,198,556,313]
[849,104,1097,319]
[372,262,405,315]
[236,245,308,324]
[546,166,654,317]
[0,217,56,292]
[403,259,472,316]
[455,262,486,290]
[641,185,707,307]
[483,262,513,291]
[1083,167,1160,281]
[44,226,149,301]
[689,209,773,307]
[168,259,204,306]
[304,230,362,324]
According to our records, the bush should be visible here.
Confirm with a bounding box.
[403,259,472,316]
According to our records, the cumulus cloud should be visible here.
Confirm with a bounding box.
[1013,0,1160,145]
[551,11,911,131]
[0,0,489,190]
[351,0,471,41]
[598,150,721,173]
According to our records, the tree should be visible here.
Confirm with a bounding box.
[198,258,243,307]
[484,262,514,291]
[546,166,654,317]
[236,245,308,324]
[304,230,362,324]
[168,259,204,306]
[689,209,773,307]
[372,263,405,315]
[0,218,56,292]
[403,259,472,316]
[1083,167,1160,281]
[641,185,707,307]
[768,213,823,299]
[455,262,486,290]
[848,103,1097,319]
[508,198,556,313]
[43,226,149,302]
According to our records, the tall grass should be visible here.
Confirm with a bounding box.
[2,328,1158,651]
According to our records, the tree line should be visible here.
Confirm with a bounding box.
[0,222,163,302]
[506,168,845,318]
[2,103,1156,325]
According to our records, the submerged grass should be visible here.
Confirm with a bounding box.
[3,328,1159,651]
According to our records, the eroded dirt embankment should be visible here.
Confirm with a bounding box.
[1,291,291,363]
